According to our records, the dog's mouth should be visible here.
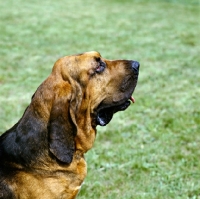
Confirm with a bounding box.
[96,96,135,126]
[95,62,139,126]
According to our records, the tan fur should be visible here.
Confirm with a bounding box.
[0,51,139,199]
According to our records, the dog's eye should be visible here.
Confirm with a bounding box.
[96,61,106,73]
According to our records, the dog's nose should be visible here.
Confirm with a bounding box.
[131,61,140,73]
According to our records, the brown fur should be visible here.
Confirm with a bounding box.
[0,51,139,199]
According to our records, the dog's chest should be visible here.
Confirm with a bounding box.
[9,155,87,199]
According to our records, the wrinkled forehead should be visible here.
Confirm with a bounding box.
[76,51,101,58]
[74,51,101,59]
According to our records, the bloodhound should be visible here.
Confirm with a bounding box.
[0,51,139,199]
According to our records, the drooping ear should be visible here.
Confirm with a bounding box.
[48,96,76,164]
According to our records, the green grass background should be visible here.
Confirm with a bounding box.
[0,0,199,198]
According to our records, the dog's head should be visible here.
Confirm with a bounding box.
[55,51,139,126]
[30,51,139,164]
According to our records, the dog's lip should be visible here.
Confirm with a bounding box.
[95,99,132,126]
[97,95,135,112]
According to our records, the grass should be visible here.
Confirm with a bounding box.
[0,0,199,198]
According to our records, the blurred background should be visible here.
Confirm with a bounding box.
[0,0,199,198]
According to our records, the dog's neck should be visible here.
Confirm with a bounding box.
[0,106,48,167]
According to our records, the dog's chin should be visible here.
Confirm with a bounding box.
[96,100,131,126]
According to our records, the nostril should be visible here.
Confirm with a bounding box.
[132,61,140,72]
